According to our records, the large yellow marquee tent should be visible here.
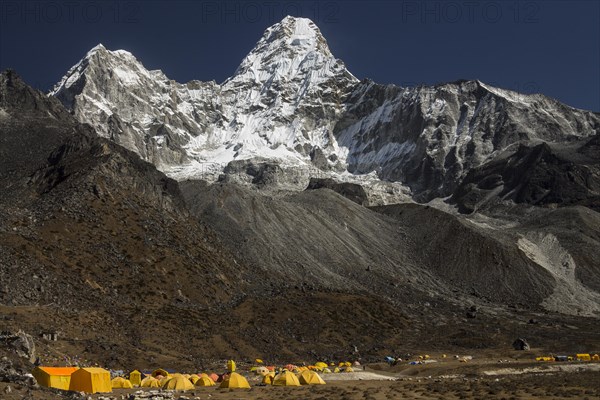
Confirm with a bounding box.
[68,368,112,393]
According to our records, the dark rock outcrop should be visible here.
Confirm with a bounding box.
[452,137,600,213]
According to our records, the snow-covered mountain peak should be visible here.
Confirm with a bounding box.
[86,43,106,55]
[50,44,153,104]
[263,16,327,51]
[225,16,356,88]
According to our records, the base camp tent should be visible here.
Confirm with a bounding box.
[227,359,236,372]
[162,374,195,391]
[32,367,79,390]
[314,362,328,370]
[195,374,215,386]
[111,377,133,389]
[262,372,275,385]
[299,370,326,385]
[140,376,160,388]
[219,372,250,389]
[69,368,112,393]
[273,370,301,386]
[129,370,142,386]
[151,368,169,378]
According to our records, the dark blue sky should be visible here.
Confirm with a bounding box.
[1,0,598,111]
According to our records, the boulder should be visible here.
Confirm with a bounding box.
[512,338,530,351]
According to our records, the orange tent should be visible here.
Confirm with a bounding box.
[32,367,78,390]
[284,364,297,371]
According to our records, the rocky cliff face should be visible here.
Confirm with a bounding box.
[451,135,600,213]
[335,79,600,200]
[50,17,600,202]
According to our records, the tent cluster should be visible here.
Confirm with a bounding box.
[32,359,335,393]
[250,360,357,375]
[142,371,220,390]
[536,353,600,362]
[32,367,221,393]
[258,369,325,386]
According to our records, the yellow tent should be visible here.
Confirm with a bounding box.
[592,354,600,361]
[129,370,142,386]
[344,367,354,373]
[32,367,78,390]
[111,377,133,389]
[262,372,275,385]
[69,368,112,394]
[162,374,195,391]
[577,354,591,361]
[273,370,301,386]
[299,370,325,385]
[151,368,169,378]
[227,359,236,372]
[333,367,340,373]
[219,372,250,389]
[255,358,263,364]
[140,376,160,388]
[536,356,554,362]
[189,375,200,384]
[194,375,215,387]
[314,362,328,370]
